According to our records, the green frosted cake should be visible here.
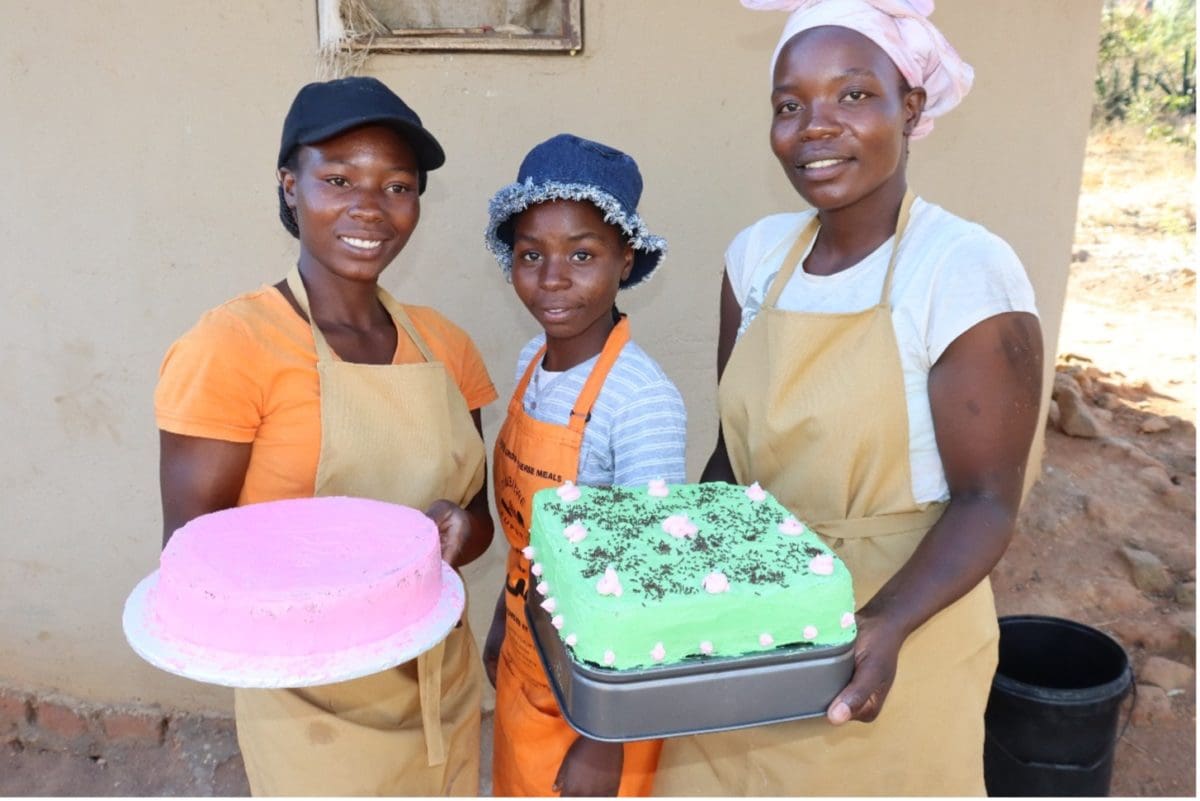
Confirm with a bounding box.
[525,480,856,671]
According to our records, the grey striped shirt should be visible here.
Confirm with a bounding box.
[515,334,687,488]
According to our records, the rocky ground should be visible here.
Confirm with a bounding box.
[990,126,1196,797]
[1,128,1194,796]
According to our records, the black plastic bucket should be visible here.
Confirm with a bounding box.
[984,615,1133,796]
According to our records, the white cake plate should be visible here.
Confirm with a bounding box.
[122,563,465,688]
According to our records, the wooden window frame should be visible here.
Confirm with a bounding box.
[317,0,583,54]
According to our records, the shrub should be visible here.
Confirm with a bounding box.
[1094,0,1195,140]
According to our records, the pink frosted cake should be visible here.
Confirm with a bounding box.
[148,496,444,657]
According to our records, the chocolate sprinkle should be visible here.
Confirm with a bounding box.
[535,482,843,603]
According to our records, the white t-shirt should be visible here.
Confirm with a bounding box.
[726,197,1039,504]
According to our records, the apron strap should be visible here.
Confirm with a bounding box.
[284,267,436,363]
[377,288,437,362]
[762,191,917,311]
[416,641,448,767]
[509,317,632,437]
[285,267,335,363]
[513,342,546,405]
[763,218,818,310]
[568,316,630,435]
[877,191,916,308]
[812,503,946,543]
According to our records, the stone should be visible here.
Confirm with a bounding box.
[1136,465,1175,495]
[1099,436,1165,469]
[1161,449,1196,476]
[1131,683,1174,726]
[1140,415,1172,434]
[1057,391,1102,437]
[1096,391,1123,410]
[1075,373,1097,397]
[1161,486,1195,513]
[1083,577,1155,617]
[1052,370,1080,397]
[1119,545,1174,594]
[1175,581,1196,606]
[1092,407,1114,422]
[1140,656,1195,692]
[1083,494,1121,526]
[1172,613,1196,662]
[1109,618,1181,654]
[1026,504,1069,535]
[1047,398,1060,429]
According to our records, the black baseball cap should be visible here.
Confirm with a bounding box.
[277,76,445,194]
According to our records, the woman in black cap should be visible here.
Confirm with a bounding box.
[154,77,495,795]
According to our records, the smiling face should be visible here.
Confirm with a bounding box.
[510,199,634,370]
[280,124,420,286]
[770,26,925,213]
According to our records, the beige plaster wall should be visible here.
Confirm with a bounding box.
[0,0,1101,713]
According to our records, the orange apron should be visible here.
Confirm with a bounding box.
[491,317,662,796]
[233,267,485,796]
[653,193,998,795]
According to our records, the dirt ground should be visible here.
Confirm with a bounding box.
[989,126,1196,797]
[2,128,1194,797]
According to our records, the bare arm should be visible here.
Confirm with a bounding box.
[159,431,252,547]
[554,736,624,796]
[426,409,495,567]
[482,585,506,687]
[700,272,743,484]
[827,311,1044,723]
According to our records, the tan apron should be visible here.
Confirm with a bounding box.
[233,267,486,796]
[653,194,999,796]
[490,318,662,796]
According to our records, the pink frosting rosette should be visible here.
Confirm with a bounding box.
[563,522,588,544]
[809,553,835,575]
[596,566,624,598]
[702,571,731,594]
[778,517,806,535]
[662,514,699,539]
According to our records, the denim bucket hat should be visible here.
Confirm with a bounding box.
[485,134,667,289]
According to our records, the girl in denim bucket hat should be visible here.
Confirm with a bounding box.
[483,134,685,796]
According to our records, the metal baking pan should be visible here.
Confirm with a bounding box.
[526,592,855,742]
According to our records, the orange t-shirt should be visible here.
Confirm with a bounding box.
[155,285,497,506]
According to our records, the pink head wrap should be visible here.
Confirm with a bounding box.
[742,0,973,139]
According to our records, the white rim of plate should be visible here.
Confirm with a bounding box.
[122,563,465,688]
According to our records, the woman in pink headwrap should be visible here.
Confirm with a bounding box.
[652,1,1043,795]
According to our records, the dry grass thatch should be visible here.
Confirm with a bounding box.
[316,0,389,80]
